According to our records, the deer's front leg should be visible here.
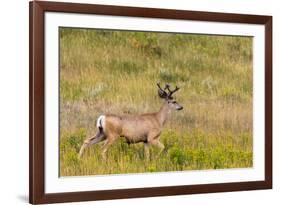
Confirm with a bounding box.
[149,140,165,159]
[147,132,164,158]
[152,140,165,155]
[144,142,150,160]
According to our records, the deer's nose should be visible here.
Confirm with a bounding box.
[177,106,183,110]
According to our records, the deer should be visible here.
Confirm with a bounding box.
[78,83,183,160]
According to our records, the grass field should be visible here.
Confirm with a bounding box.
[59,28,253,176]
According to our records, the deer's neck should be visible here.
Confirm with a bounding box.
[156,102,170,127]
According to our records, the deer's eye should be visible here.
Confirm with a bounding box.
[168,100,176,104]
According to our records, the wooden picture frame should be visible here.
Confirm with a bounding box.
[29,1,272,204]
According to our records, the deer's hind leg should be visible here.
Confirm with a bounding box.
[78,131,106,158]
[101,134,119,160]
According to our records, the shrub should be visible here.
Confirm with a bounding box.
[169,147,186,166]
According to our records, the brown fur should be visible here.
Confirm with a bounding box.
[78,84,183,159]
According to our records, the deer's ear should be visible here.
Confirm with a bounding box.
[158,89,167,98]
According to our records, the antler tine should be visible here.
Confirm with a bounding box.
[165,83,172,93]
[157,82,168,98]
[157,83,164,92]
[168,85,180,98]
[157,83,179,99]
[165,83,170,90]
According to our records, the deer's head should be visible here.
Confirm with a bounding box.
[157,83,183,111]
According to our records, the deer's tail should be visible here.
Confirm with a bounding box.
[96,115,106,132]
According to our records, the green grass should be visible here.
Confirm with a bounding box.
[59,28,253,176]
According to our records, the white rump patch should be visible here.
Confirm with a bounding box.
[96,115,106,129]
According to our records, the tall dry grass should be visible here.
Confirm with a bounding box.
[59,28,253,176]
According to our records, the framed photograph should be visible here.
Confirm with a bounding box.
[29,1,272,204]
